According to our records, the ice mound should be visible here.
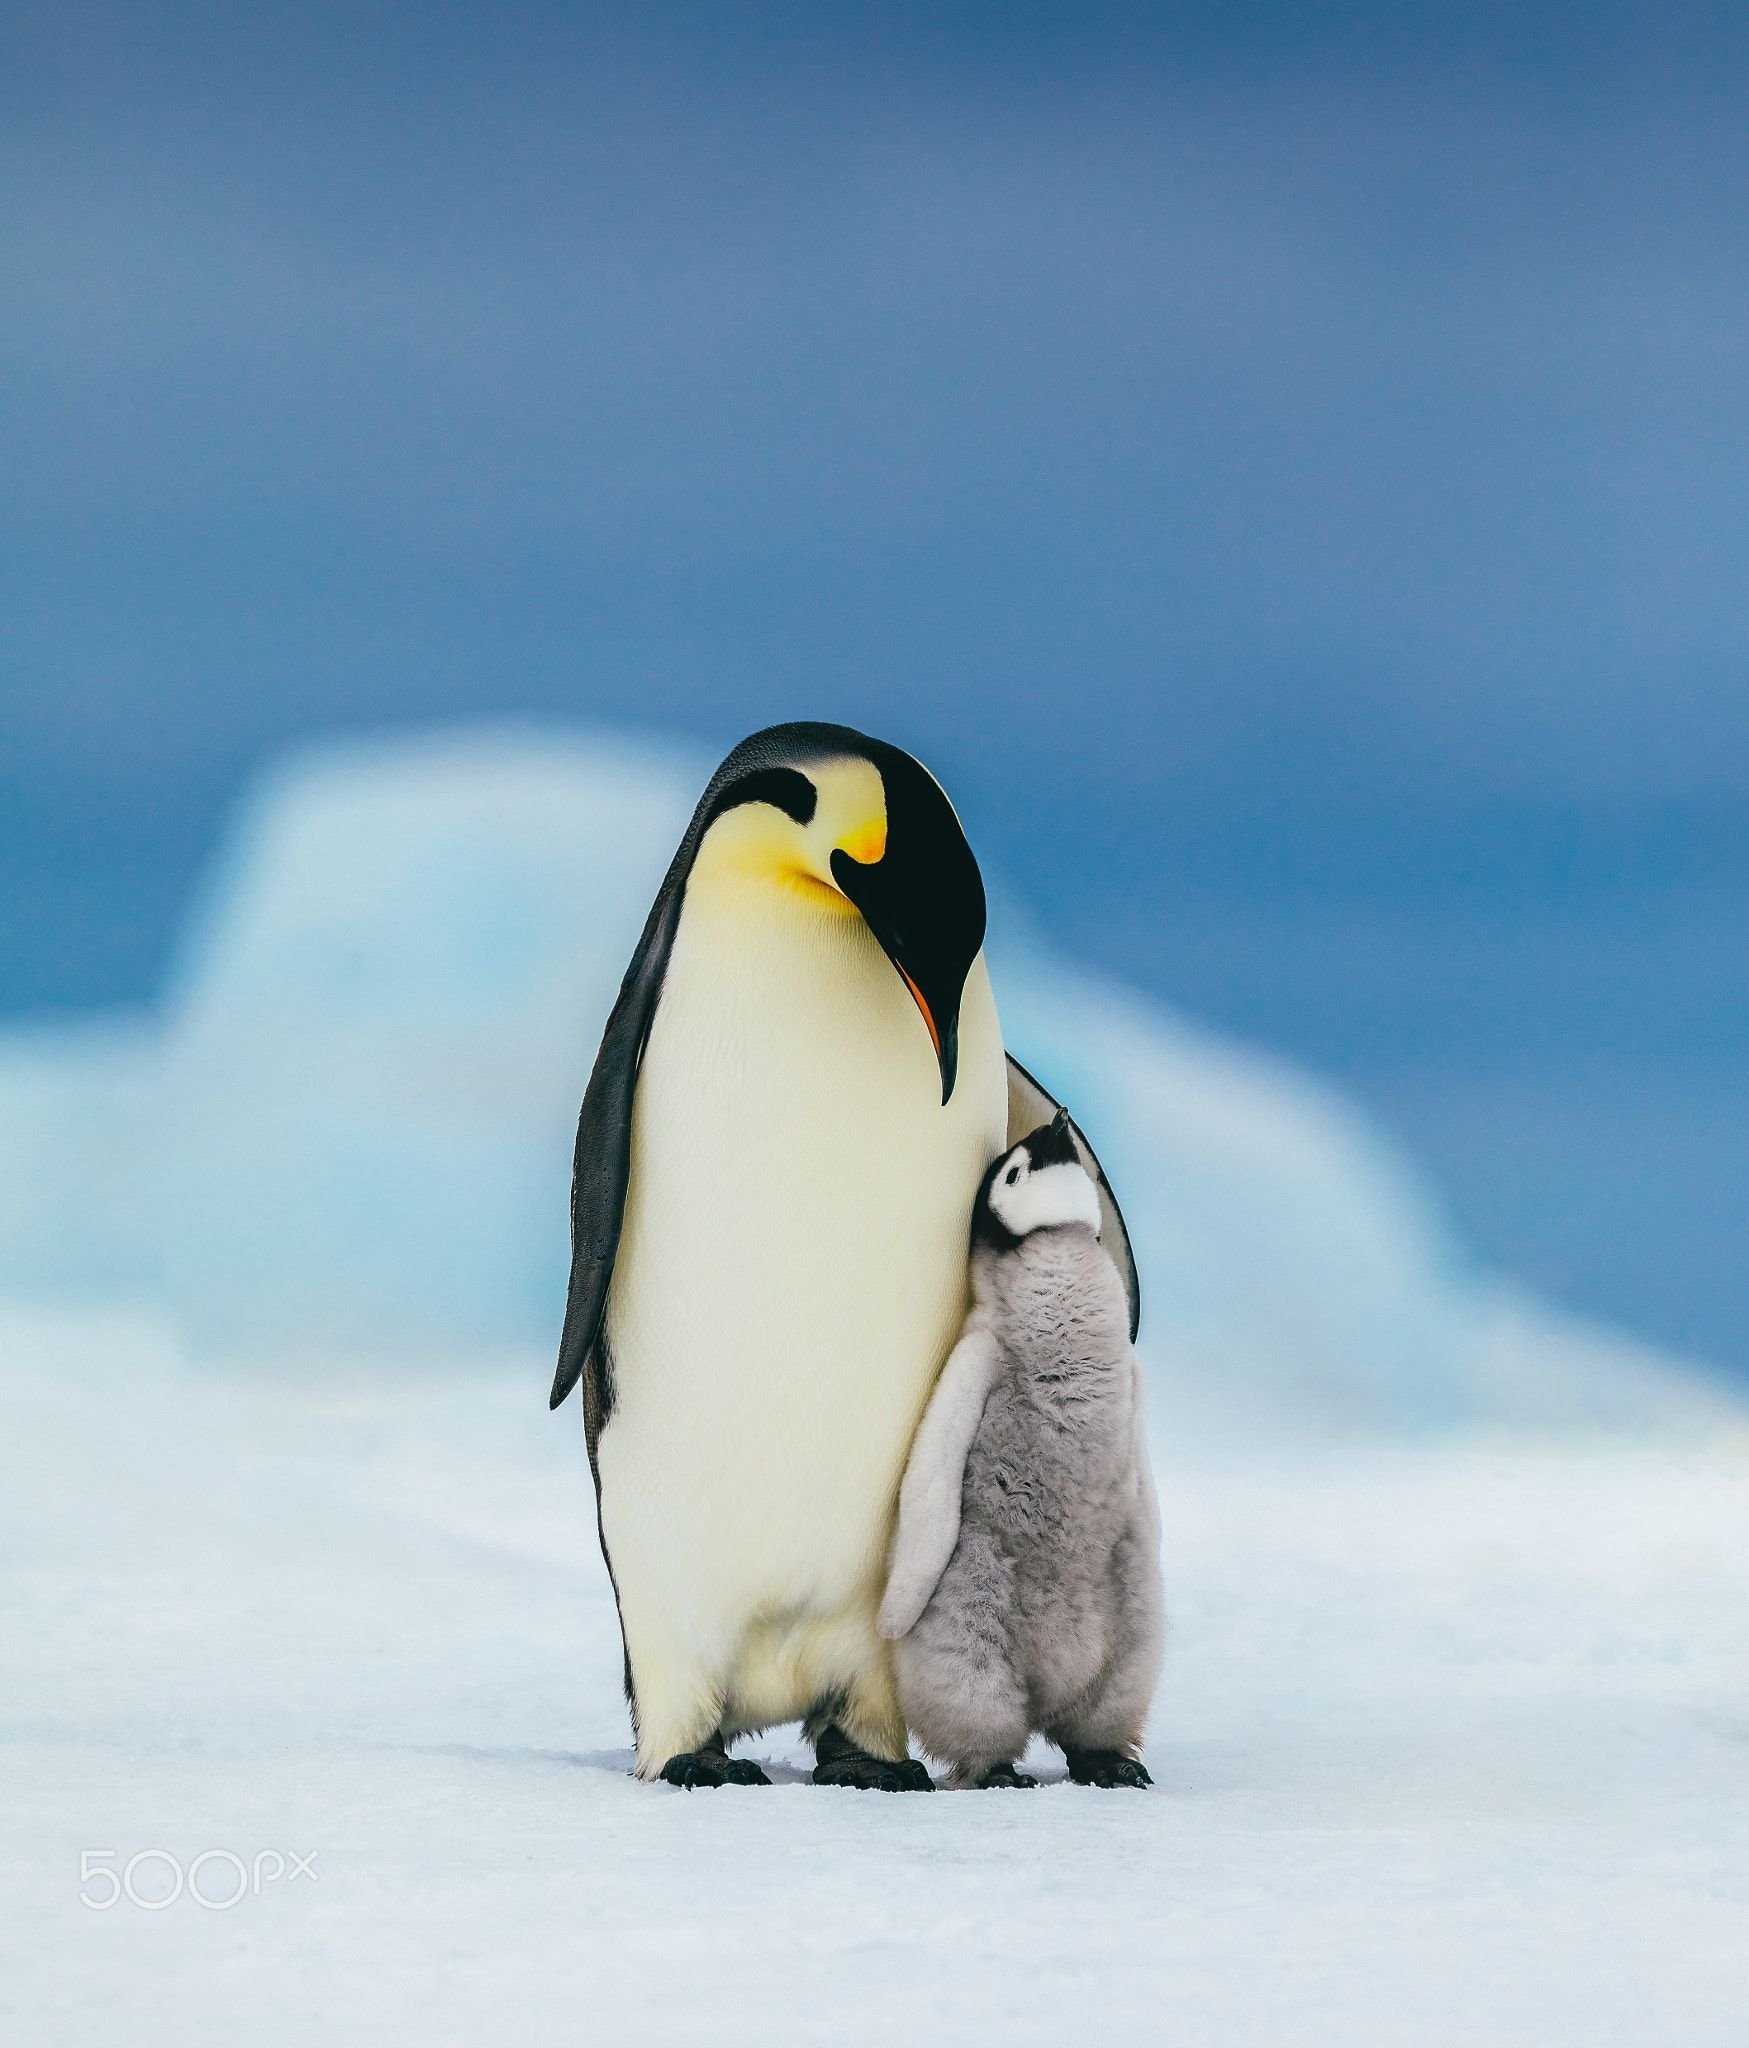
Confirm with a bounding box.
[156,733,703,1362]
[0,1017,162,1304]
[0,727,1729,1434]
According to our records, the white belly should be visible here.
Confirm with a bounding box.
[596,882,1006,1728]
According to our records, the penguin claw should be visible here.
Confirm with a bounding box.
[721,1757,772,1785]
[974,1762,1039,1790]
[812,1752,936,1792]
[1062,1748,1152,1790]
[658,1748,772,1790]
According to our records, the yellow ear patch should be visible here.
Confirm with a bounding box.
[838,817,887,867]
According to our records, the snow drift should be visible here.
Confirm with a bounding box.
[0,728,1728,1434]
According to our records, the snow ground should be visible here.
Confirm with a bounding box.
[4,1307,1746,2046]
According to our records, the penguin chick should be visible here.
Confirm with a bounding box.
[878,1109,1164,1790]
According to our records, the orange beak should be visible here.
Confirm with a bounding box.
[897,964,941,1059]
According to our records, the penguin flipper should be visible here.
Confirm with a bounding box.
[550,874,688,1413]
[878,1321,1001,1640]
[1005,1053,1141,1342]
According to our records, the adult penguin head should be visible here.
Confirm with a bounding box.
[691,723,987,1104]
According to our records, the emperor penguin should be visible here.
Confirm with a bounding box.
[551,723,1139,1789]
[878,1110,1164,1790]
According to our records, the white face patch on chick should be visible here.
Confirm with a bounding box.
[985,1140,1103,1239]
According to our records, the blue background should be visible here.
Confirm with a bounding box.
[4,2,1744,1371]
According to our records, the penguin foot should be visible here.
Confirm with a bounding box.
[658,1737,772,1790]
[810,1724,934,1792]
[1062,1748,1152,1790]
[813,1753,935,1792]
[974,1761,1039,1790]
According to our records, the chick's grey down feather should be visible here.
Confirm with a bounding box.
[880,1206,1164,1788]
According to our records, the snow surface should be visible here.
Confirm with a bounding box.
[4,1306,1746,2046]
[0,726,1728,1433]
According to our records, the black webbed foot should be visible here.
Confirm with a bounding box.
[975,1761,1039,1790]
[814,1753,935,1792]
[811,1723,934,1792]
[1062,1747,1152,1789]
[658,1733,772,1790]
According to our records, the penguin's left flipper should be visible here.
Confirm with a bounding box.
[550,864,689,1413]
[878,1321,1001,1640]
[1005,1054,1140,1342]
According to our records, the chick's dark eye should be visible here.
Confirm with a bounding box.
[1005,1166,1020,1185]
